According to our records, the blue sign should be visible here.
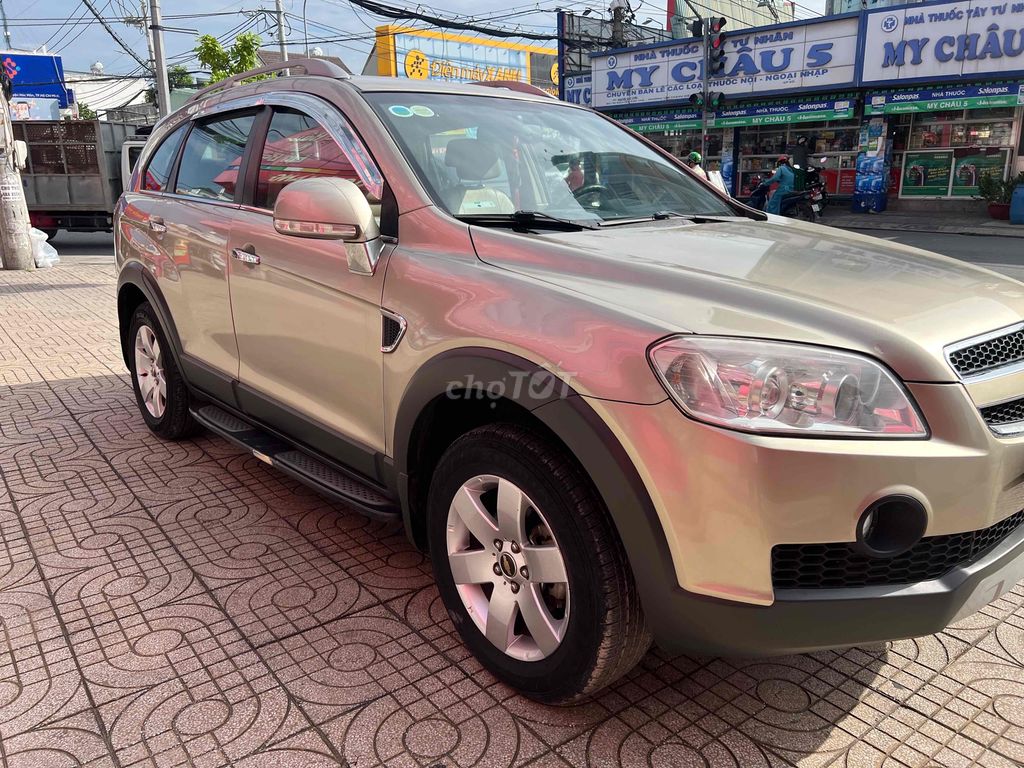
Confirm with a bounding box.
[3,53,71,108]
[562,72,592,106]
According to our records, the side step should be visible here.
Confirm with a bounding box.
[191,405,398,520]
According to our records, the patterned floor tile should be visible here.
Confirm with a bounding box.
[5,261,1024,767]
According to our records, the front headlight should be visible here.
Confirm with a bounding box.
[649,336,927,437]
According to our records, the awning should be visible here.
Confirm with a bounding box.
[615,109,701,133]
[865,83,1024,116]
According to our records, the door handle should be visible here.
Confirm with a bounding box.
[148,217,166,235]
[231,246,260,265]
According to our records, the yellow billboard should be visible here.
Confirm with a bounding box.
[374,26,557,93]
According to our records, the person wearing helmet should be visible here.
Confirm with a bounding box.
[683,150,708,180]
[759,155,795,215]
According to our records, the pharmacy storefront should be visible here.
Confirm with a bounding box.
[860,3,1024,199]
[583,0,1024,201]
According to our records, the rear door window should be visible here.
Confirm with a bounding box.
[141,124,186,192]
[175,113,256,202]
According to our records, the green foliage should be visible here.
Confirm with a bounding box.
[195,32,263,83]
[76,102,98,119]
[145,64,195,104]
[978,172,1024,205]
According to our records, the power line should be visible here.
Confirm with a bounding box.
[79,0,151,70]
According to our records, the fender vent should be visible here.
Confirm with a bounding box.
[381,310,406,353]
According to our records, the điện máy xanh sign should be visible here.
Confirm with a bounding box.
[861,0,1024,86]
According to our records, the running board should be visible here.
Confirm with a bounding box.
[191,405,398,520]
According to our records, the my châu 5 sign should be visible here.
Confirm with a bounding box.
[861,0,1024,85]
[591,17,859,109]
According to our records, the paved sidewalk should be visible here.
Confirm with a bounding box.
[825,210,1024,238]
[3,264,1024,767]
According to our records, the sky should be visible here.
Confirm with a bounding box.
[2,0,828,78]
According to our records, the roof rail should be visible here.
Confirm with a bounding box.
[186,58,349,104]
[475,80,554,98]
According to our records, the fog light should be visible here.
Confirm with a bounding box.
[855,495,928,558]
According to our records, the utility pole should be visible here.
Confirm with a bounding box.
[0,0,12,49]
[149,0,170,117]
[609,0,628,47]
[275,0,288,60]
[0,74,34,270]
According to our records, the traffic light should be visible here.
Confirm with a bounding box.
[690,19,703,38]
[688,93,703,109]
[707,91,725,109]
[707,17,727,75]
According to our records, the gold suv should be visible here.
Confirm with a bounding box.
[115,60,1024,703]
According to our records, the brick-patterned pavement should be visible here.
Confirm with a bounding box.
[2,262,1024,768]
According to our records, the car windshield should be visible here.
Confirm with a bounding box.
[365,92,734,223]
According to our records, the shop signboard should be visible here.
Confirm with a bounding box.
[617,109,701,131]
[901,151,955,196]
[2,53,72,108]
[950,147,1010,195]
[563,73,592,106]
[591,16,859,109]
[710,98,855,127]
[861,0,1024,86]
[865,83,1024,114]
[376,26,557,92]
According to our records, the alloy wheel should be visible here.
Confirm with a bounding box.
[134,325,167,419]
[445,474,570,661]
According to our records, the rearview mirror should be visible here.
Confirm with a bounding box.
[273,178,381,274]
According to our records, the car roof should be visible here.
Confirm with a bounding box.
[341,75,547,100]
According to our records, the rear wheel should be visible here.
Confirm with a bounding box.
[427,423,650,703]
[793,200,817,222]
[128,302,199,440]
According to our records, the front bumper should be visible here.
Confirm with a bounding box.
[587,382,1024,606]
[649,513,1024,656]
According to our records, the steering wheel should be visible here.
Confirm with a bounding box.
[572,183,626,212]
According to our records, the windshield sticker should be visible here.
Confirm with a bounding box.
[388,105,414,118]
[410,105,435,117]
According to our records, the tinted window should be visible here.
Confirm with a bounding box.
[254,109,379,209]
[175,113,255,201]
[141,124,186,192]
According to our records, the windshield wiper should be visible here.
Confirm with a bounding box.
[455,211,599,231]
[598,211,754,227]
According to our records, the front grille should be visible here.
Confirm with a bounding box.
[982,398,1024,427]
[772,509,1024,590]
[949,325,1024,378]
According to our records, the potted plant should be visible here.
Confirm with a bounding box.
[978,172,1024,220]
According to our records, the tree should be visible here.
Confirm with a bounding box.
[195,32,263,83]
[145,64,195,105]
[76,102,98,119]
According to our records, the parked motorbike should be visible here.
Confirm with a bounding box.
[804,158,828,218]
[743,175,817,222]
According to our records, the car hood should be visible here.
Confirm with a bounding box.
[471,217,1024,382]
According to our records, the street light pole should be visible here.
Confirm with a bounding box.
[149,0,170,117]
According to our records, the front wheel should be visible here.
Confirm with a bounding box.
[427,424,650,703]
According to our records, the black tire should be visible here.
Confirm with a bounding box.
[127,302,199,440]
[793,200,817,222]
[427,423,651,704]
[42,228,58,241]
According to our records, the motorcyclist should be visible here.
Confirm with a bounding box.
[684,150,708,180]
[759,156,795,215]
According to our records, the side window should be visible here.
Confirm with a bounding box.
[141,123,187,192]
[175,113,255,202]
[254,109,381,211]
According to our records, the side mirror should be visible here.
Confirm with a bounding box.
[273,178,381,274]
